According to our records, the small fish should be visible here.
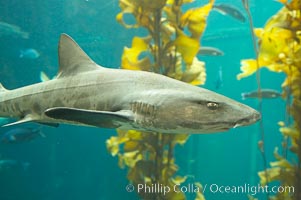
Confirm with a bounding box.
[213,4,246,23]
[241,89,282,100]
[214,66,223,89]
[198,46,224,56]
[1,127,45,144]
[0,21,29,39]
[19,48,40,59]
[0,160,30,171]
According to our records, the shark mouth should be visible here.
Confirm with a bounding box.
[233,112,261,128]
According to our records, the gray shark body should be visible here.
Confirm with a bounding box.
[0,34,260,134]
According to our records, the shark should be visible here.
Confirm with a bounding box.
[0,34,260,134]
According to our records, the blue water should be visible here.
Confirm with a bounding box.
[0,0,288,199]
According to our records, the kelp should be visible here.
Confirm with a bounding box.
[106,0,214,199]
[237,0,301,199]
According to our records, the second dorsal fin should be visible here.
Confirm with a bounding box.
[57,34,101,78]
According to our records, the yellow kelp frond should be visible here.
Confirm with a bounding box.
[281,65,301,97]
[270,159,292,170]
[258,167,281,186]
[174,30,200,65]
[119,150,143,168]
[277,0,288,4]
[254,28,264,38]
[280,126,300,153]
[106,136,130,156]
[237,59,258,80]
[121,36,152,70]
[237,2,301,80]
[116,11,139,29]
[181,58,206,85]
[280,127,299,140]
[117,0,164,28]
[263,7,289,31]
[166,0,194,4]
[157,131,190,146]
[180,0,214,39]
[258,147,296,191]
[239,0,301,199]
[287,0,301,10]
[116,0,139,28]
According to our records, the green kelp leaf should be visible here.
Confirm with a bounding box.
[171,176,187,185]
[165,179,186,200]
[162,163,178,180]
[273,147,284,161]
[247,194,258,200]
[143,176,152,184]
[138,0,167,10]
[135,160,155,178]
[194,182,205,200]
[127,166,144,183]
[165,190,186,200]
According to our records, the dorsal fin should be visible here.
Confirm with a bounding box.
[57,34,101,78]
[0,83,9,93]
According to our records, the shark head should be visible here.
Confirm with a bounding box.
[140,88,261,134]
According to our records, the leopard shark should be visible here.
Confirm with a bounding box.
[0,34,260,134]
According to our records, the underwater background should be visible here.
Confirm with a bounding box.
[0,0,294,200]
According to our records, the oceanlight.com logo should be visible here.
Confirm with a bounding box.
[207,183,295,196]
[125,183,295,196]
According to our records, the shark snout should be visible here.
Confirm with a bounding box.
[233,110,261,128]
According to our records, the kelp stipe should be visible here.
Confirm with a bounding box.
[106,0,215,199]
[241,1,269,199]
[238,0,301,199]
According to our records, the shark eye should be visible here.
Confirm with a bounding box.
[207,102,219,110]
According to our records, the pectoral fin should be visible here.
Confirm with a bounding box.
[44,107,134,128]
[2,114,38,127]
